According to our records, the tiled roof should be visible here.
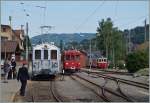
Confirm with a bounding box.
[13,30,24,37]
[1,24,11,29]
[1,41,18,53]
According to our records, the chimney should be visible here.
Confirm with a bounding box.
[21,25,24,36]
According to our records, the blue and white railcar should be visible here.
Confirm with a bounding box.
[32,42,61,78]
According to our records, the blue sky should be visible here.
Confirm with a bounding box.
[1,1,149,37]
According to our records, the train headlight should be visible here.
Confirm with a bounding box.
[78,62,80,65]
[52,62,58,68]
[55,62,58,67]
[33,63,36,68]
[65,62,68,65]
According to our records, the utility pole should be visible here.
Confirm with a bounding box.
[89,39,92,75]
[128,30,131,54]
[9,16,13,40]
[112,42,115,68]
[26,22,28,62]
[5,16,12,60]
[106,41,108,61]
[144,19,147,42]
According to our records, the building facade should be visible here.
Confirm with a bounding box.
[1,24,25,61]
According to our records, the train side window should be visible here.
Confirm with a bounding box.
[35,50,41,59]
[51,50,57,59]
[76,55,80,61]
[99,59,101,62]
[104,59,106,62]
[44,50,48,59]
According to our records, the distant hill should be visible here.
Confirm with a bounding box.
[123,24,149,44]
[31,33,96,46]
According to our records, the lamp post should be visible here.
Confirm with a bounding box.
[35,6,46,26]
[26,22,29,62]
[4,40,6,60]
[20,2,30,64]
[89,39,92,74]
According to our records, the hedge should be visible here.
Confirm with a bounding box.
[126,50,149,73]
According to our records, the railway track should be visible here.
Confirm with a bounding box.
[50,80,69,102]
[70,75,110,102]
[72,73,133,102]
[84,71,149,90]
[31,80,65,102]
[84,68,133,75]
[82,70,149,102]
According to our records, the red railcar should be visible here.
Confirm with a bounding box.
[62,50,81,72]
[97,58,108,69]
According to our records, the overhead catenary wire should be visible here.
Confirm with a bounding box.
[114,0,118,20]
[20,2,30,19]
[74,0,106,33]
[116,15,148,29]
[71,0,105,50]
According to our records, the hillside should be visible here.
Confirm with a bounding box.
[123,24,149,44]
[31,33,96,46]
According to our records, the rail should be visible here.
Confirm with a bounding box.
[73,73,133,102]
[83,70,149,90]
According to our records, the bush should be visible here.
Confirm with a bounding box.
[108,63,114,69]
[117,60,126,69]
[126,51,149,73]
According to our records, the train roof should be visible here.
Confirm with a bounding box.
[33,42,59,50]
[63,50,81,55]
[98,57,107,59]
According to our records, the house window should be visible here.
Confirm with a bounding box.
[2,28,6,32]
[1,37,8,41]
[21,41,23,46]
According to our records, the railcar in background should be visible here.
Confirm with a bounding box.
[32,42,61,79]
[97,57,108,69]
[62,50,81,73]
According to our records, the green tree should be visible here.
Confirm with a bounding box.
[23,35,32,51]
[59,40,63,52]
[97,18,113,59]
[96,18,126,67]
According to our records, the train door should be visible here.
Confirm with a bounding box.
[33,50,41,73]
[97,58,102,68]
[42,49,50,70]
[51,50,59,72]
[104,58,108,68]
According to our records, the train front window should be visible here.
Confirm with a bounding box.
[76,55,80,61]
[98,59,101,62]
[35,50,41,59]
[65,55,70,60]
[104,59,107,62]
[44,50,48,59]
[65,55,80,60]
[71,55,75,60]
[51,50,57,59]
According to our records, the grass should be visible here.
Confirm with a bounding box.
[135,68,149,76]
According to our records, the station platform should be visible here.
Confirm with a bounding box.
[0,79,21,102]
[0,62,32,102]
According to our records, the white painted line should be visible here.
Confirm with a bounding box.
[138,90,149,96]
